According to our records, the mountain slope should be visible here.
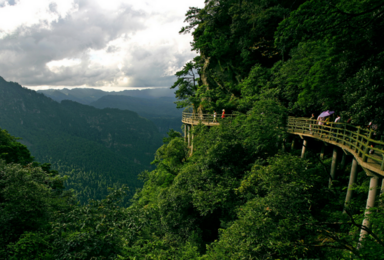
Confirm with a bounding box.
[0,76,163,201]
[90,95,181,117]
[90,95,182,134]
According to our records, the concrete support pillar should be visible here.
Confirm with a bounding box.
[320,143,325,160]
[187,125,191,147]
[190,125,194,155]
[184,124,187,143]
[343,159,358,213]
[301,139,307,159]
[358,176,379,246]
[329,147,338,188]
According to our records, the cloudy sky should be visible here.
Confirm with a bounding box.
[0,0,204,91]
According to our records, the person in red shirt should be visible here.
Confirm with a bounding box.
[221,109,225,119]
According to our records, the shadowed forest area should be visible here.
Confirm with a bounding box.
[1,0,384,259]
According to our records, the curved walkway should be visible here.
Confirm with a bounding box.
[182,113,384,177]
[287,117,384,177]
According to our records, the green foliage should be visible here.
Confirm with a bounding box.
[0,128,33,165]
[0,160,72,257]
[205,154,331,259]
[171,57,202,109]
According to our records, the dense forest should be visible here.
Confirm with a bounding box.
[1,0,384,259]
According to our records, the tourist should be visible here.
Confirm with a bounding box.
[317,116,323,125]
[367,122,378,154]
[221,109,225,119]
[213,111,217,122]
[309,113,315,134]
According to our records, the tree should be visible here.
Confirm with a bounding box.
[0,128,33,165]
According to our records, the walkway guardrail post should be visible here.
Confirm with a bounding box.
[363,129,373,162]
[355,128,360,154]
[336,127,340,143]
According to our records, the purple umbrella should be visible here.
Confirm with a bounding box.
[318,110,334,118]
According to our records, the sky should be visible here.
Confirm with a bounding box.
[0,0,204,91]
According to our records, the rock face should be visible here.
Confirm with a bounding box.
[0,76,163,194]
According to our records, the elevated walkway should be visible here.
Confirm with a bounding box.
[182,112,384,177]
[287,117,384,177]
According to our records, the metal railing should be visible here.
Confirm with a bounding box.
[182,112,237,125]
[287,117,384,170]
[181,113,384,171]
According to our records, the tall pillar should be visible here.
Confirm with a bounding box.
[187,125,191,147]
[320,143,325,160]
[358,176,379,246]
[184,124,187,143]
[329,147,338,188]
[301,139,307,159]
[343,159,358,213]
[191,125,194,155]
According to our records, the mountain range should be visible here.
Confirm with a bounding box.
[0,77,164,202]
[38,88,183,134]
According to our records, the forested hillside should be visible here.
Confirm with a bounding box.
[0,77,163,202]
[90,95,182,135]
[1,0,384,259]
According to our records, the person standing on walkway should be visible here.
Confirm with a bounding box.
[309,113,315,134]
[221,109,225,119]
[213,111,217,122]
[317,115,323,125]
[367,122,378,154]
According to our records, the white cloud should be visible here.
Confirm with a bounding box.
[0,0,78,38]
[0,0,205,90]
[46,58,82,73]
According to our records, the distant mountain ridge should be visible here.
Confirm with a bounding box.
[90,95,180,117]
[39,87,183,134]
[0,76,163,202]
[38,87,177,104]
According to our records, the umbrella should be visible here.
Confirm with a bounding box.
[318,110,334,118]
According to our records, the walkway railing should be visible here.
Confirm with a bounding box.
[182,112,237,125]
[181,112,384,172]
[287,117,384,171]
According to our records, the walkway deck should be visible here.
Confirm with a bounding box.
[182,113,384,177]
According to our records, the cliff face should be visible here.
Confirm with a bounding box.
[0,76,163,192]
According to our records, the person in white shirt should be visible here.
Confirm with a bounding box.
[335,115,341,123]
